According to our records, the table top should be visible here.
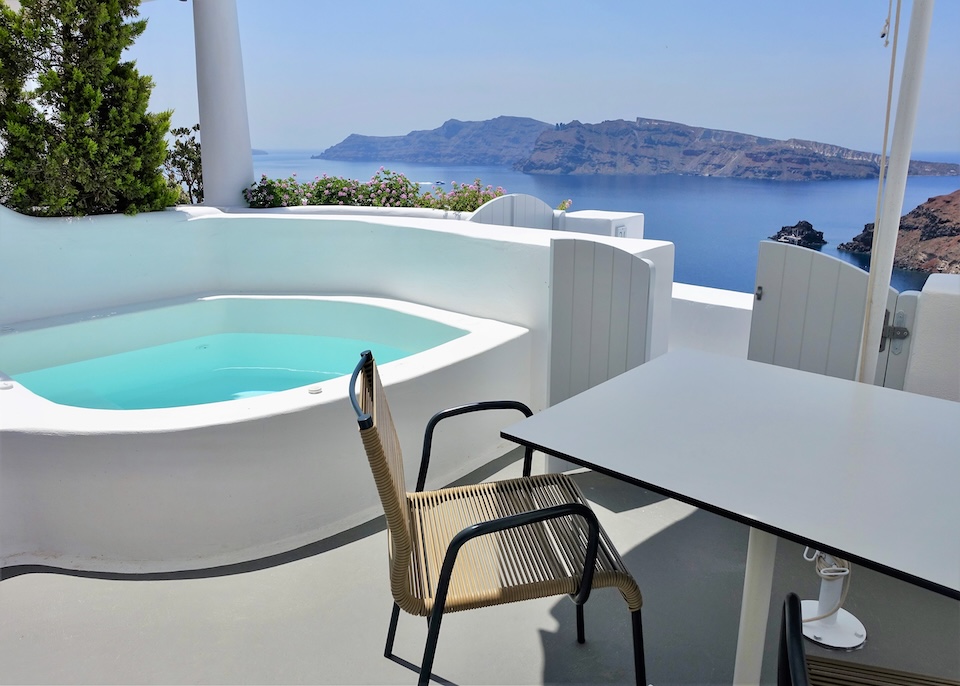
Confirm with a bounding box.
[502,349,960,599]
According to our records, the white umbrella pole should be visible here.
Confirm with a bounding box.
[858,0,935,383]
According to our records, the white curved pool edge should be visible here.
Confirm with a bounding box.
[1,295,532,573]
[0,295,514,433]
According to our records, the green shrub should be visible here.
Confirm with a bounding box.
[0,0,178,216]
[242,169,508,213]
[165,124,203,204]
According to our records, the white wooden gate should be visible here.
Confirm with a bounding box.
[469,193,556,229]
[549,238,655,405]
[748,241,917,389]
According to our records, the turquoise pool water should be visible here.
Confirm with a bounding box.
[12,333,411,410]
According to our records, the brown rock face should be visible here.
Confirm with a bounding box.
[315,116,553,166]
[770,220,827,248]
[517,118,960,180]
[837,189,960,274]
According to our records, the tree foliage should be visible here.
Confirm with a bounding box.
[164,123,202,204]
[0,0,178,216]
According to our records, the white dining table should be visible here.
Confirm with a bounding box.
[501,348,960,685]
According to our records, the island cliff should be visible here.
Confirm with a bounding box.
[316,115,960,181]
[517,118,959,180]
[315,116,552,166]
[837,189,960,274]
[770,220,827,249]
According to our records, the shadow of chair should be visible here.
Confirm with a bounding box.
[348,350,646,686]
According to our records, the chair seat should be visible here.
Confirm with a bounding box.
[807,656,960,686]
[404,472,642,616]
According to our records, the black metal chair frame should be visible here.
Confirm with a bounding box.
[778,592,811,686]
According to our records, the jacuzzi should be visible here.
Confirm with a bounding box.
[0,294,532,573]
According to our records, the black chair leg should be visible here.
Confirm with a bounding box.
[631,609,646,686]
[419,610,445,686]
[384,602,401,658]
[576,603,586,644]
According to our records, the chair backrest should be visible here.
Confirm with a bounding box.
[349,351,416,610]
[778,592,810,686]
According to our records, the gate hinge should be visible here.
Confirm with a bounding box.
[879,309,910,352]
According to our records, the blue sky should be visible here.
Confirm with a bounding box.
[128,0,959,156]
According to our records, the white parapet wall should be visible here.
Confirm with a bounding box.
[0,204,675,398]
[466,194,645,238]
[0,204,675,571]
[562,210,645,238]
[903,274,960,402]
[669,282,754,358]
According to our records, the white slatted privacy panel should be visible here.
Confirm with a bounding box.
[748,241,899,385]
[470,194,556,229]
[549,239,655,406]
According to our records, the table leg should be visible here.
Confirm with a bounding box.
[732,527,778,686]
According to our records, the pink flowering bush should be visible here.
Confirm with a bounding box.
[419,179,505,212]
[311,174,362,205]
[243,169,508,212]
[243,174,308,207]
[353,168,421,208]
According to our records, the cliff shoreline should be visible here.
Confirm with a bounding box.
[838,189,960,274]
[317,115,960,182]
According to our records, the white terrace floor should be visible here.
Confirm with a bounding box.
[1,450,958,685]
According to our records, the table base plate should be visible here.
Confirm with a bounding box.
[801,599,866,650]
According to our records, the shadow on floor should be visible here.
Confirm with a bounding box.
[538,503,748,686]
[0,515,387,582]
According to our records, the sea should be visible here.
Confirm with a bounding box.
[252,151,960,295]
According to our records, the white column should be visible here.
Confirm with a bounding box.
[192,0,254,208]
[858,0,935,382]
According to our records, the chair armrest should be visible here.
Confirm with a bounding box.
[349,350,374,429]
[429,502,601,630]
[417,400,534,491]
[779,592,810,686]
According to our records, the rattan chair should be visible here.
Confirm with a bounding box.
[349,350,646,686]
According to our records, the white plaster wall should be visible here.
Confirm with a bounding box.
[903,274,960,401]
[0,208,222,325]
[563,210,645,238]
[669,282,754,358]
[0,332,531,572]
